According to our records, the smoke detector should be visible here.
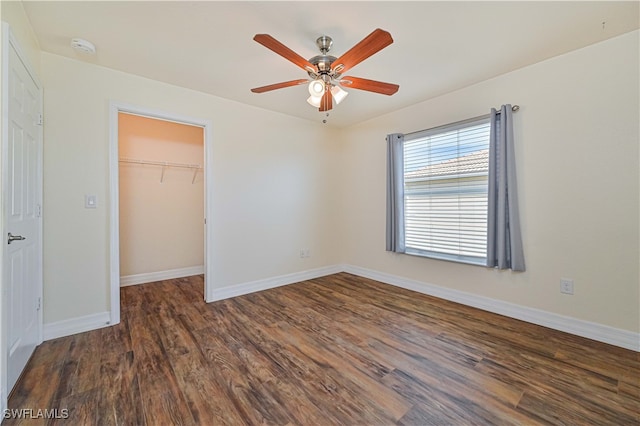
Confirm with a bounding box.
[70,38,96,55]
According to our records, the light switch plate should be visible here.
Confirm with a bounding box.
[85,194,97,209]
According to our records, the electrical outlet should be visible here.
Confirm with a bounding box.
[560,278,574,295]
[299,248,311,258]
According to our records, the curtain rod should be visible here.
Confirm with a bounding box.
[404,105,519,138]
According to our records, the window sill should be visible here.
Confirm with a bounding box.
[404,248,486,267]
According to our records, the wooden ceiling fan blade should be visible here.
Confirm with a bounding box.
[332,29,393,75]
[253,34,315,72]
[251,79,308,93]
[319,89,333,112]
[340,76,399,95]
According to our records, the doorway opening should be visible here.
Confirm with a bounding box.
[108,103,213,325]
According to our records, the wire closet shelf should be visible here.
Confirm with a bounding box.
[118,157,202,184]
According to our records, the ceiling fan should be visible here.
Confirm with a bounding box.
[251,29,399,112]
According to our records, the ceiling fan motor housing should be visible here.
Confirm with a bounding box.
[309,55,337,74]
[308,35,341,79]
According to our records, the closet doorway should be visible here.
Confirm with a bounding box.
[108,103,213,325]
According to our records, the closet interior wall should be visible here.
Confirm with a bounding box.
[118,112,205,283]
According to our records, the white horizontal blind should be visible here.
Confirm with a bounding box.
[403,118,490,264]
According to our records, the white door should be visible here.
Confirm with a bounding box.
[4,34,43,394]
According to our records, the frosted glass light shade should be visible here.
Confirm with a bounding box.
[308,80,325,97]
[307,95,322,107]
[331,86,349,104]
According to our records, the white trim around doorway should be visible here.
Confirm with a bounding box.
[108,102,214,325]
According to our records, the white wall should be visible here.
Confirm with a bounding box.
[41,52,342,324]
[1,1,40,75]
[339,31,639,333]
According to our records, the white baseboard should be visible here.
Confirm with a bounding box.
[208,264,343,302]
[120,265,204,287]
[42,263,639,351]
[44,311,111,341]
[343,264,640,352]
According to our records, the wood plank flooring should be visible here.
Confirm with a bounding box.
[6,273,639,425]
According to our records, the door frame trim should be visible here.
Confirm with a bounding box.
[108,102,213,325]
[1,22,44,411]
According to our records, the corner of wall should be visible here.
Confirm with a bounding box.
[0,0,41,75]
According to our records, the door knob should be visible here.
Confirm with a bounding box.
[7,233,26,244]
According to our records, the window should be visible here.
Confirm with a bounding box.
[403,117,490,264]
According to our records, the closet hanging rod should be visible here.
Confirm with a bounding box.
[119,157,202,170]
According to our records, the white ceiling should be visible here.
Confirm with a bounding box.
[23,1,639,127]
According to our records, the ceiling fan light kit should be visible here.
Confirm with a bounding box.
[251,29,399,113]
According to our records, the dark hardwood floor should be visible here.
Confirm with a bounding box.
[6,273,639,425]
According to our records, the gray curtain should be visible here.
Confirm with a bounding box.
[487,105,525,271]
[386,133,405,252]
